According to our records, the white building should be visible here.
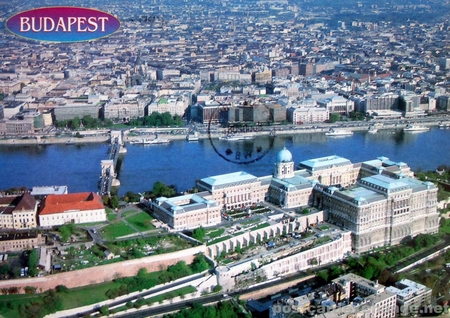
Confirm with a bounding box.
[147,95,189,116]
[38,192,106,227]
[287,105,329,124]
[103,97,147,120]
[0,193,38,230]
[152,192,221,231]
[316,95,354,114]
[197,171,269,210]
[267,147,316,208]
[386,279,432,316]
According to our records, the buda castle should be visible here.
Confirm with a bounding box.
[152,147,440,253]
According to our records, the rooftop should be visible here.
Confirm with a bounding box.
[156,191,217,214]
[199,171,258,189]
[360,174,411,193]
[39,192,104,215]
[386,279,430,300]
[30,186,68,196]
[271,172,314,192]
[299,155,352,172]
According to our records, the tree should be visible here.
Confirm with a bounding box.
[317,270,329,283]
[192,226,206,241]
[82,115,96,129]
[55,285,69,293]
[137,268,147,277]
[329,113,340,123]
[21,301,45,318]
[330,265,344,278]
[91,244,104,258]
[213,285,223,293]
[71,117,81,129]
[191,254,210,273]
[27,249,39,276]
[58,223,75,242]
[152,181,175,197]
[308,257,318,266]
[167,261,192,279]
[104,118,114,127]
[8,286,20,295]
[110,195,119,209]
[161,112,172,126]
[361,265,375,280]
[124,191,140,203]
[0,263,10,278]
[24,286,36,294]
[99,305,110,316]
[349,111,366,121]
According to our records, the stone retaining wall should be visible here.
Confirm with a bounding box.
[0,245,205,293]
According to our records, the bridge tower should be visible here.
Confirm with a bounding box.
[111,130,127,154]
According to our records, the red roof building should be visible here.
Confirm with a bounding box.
[38,192,106,227]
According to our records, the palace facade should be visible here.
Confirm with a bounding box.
[152,147,440,253]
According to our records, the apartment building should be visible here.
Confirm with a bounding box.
[0,193,38,230]
[0,232,45,253]
[386,279,432,316]
[103,97,146,120]
[287,105,329,124]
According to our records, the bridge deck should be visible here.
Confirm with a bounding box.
[99,134,123,196]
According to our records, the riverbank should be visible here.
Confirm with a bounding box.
[0,120,445,146]
[0,135,110,146]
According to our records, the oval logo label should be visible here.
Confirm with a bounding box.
[6,7,120,43]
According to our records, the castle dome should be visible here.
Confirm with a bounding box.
[277,147,293,163]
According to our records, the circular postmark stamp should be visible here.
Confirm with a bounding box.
[207,103,275,164]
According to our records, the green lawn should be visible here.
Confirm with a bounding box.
[61,281,122,309]
[100,221,137,240]
[121,210,139,218]
[0,281,122,318]
[207,235,231,246]
[251,222,270,230]
[76,221,108,227]
[206,228,225,239]
[241,218,261,226]
[106,208,118,222]
[125,212,155,232]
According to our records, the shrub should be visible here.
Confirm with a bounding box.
[213,285,223,293]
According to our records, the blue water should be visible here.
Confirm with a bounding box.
[1,128,449,196]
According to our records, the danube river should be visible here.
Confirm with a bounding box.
[1,127,449,196]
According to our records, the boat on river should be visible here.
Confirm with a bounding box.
[186,132,199,141]
[219,134,255,141]
[130,136,170,145]
[403,124,429,132]
[325,128,353,136]
[367,126,378,134]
